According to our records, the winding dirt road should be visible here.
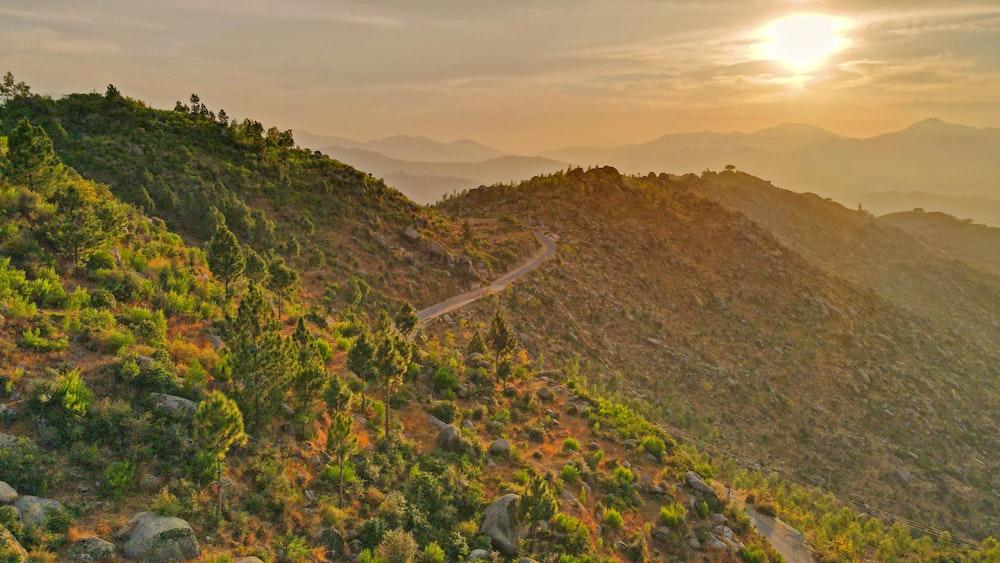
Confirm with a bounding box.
[416,231,557,328]
[747,507,816,563]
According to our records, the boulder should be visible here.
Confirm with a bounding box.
[150,393,197,419]
[427,415,449,431]
[0,404,16,421]
[234,558,265,563]
[488,438,511,458]
[465,353,491,370]
[429,242,445,257]
[0,482,16,504]
[70,536,116,561]
[403,227,420,242]
[0,525,27,562]
[122,512,200,561]
[467,550,491,560]
[435,424,466,452]
[536,387,554,402]
[480,494,523,555]
[685,471,718,501]
[14,496,64,529]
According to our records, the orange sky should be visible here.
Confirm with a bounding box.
[3,0,999,153]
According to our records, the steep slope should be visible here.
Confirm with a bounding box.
[681,170,1000,354]
[880,210,1000,276]
[439,168,1000,540]
[0,90,536,310]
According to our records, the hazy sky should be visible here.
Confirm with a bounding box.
[3,0,999,153]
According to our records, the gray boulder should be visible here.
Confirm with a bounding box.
[429,242,445,257]
[70,536,117,561]
[403,227,420,242]
[0,525,27,562]
[465,353,491,370]
[467,550,491,560]
[150,393,197,419]
[435,424,466,452]
[235,557,265,563]
[14,496,64,529]
[488,438,511,458]
[0,481,16,504]
[536,387,554,402]
[685,471,718,501]
[480,494,523,555]
[122,512,200,561]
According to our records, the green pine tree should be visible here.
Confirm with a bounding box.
[266,257,299,317]
[394,301,419,336]
[290,317,328,431]
[193,391,247,461]
[518,474,557,551]
[223,283,293,432]
[466,330,487,356]
[347,329,375,412]
[327,411,357,508]
[487,310,517,380]
[208,224,245,300]
[3,118,57,193]
[374,319,411,444]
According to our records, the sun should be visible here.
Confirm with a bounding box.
[757,13,851,72]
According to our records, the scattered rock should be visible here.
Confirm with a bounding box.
[0,481,16,504]
[403,227,419,242]
[234,558,265,563]
[705,534,729,550]
[374,233,389,249]
[0,404,16,421]
[122,511,200,562]
[0,525,27,561]
[427,415,449,431]
[536,387,554,402]
[685,471,718,501]
[614,540,628,551]
[150,393,197,419]
[14,496,64,529]
[446,252,456,266]
[489,438,511,458]
[710,513,727,525]
[688,536,702,550]
[467,550,491,560]
[461,419,475,431]
[480,494,523,555]
[70,536,116,561]
[435,424,466,452]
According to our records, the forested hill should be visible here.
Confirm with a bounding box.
[0,86,535,311]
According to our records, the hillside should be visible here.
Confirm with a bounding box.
[879,210,1000,276]
[677,170,1000,355]
[438,168,1000,541]
[295,132,507,163]
[0,89,537,313]
[0,109,783,562]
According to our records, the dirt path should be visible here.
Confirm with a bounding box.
[416,231,557,327]
[746,507,816,563]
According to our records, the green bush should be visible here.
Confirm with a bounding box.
[44,506,73,533]
[119,305,166,344]
[428,400,459,424]
[561,464,581,483]
[419,542,446,563]
[638,435,667,461]
[551,513,590,555]
[562,437,580,452]
[603,508,624,530]
[430,365,459,393]
[660,503,687,528]
[103,460,135,498]
[21,326,68,351]
[740,546,768,563]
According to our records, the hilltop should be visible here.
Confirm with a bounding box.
[438,167,1000,541]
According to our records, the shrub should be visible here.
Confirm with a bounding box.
[102,460,135,498]
[430,364,459,394]
[377,529,418,563]
[561,464,581,484]
[696,501,711,518]
[420,542,446,563]
[118,305,166,344]
[585,449,604,470]
[613,466,634,486]
[44,506,73,534]
[428,400,459,424]
[357,517,388,551]
[21,327,68,351]
[660,503,687,528]
[603,508,624,530]
[638,435,667,461]
[562,437,580,452]
[551,513,590,555]
[740,546,768,563]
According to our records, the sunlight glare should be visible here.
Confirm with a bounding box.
[757,13,851,73]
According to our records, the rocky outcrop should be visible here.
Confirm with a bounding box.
[435,424,467,452]
[685,471,718,501]
[150,393,197,419]
[480,494,523,555]
[0,482,16,504]
[403,227,419,242]
[70,536,117,561]
[14,496,64,529]
[464,353,491,370]
[122,512,200,561]
[488,438,511,458]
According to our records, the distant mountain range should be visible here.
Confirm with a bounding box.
[296,119,1000,223]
